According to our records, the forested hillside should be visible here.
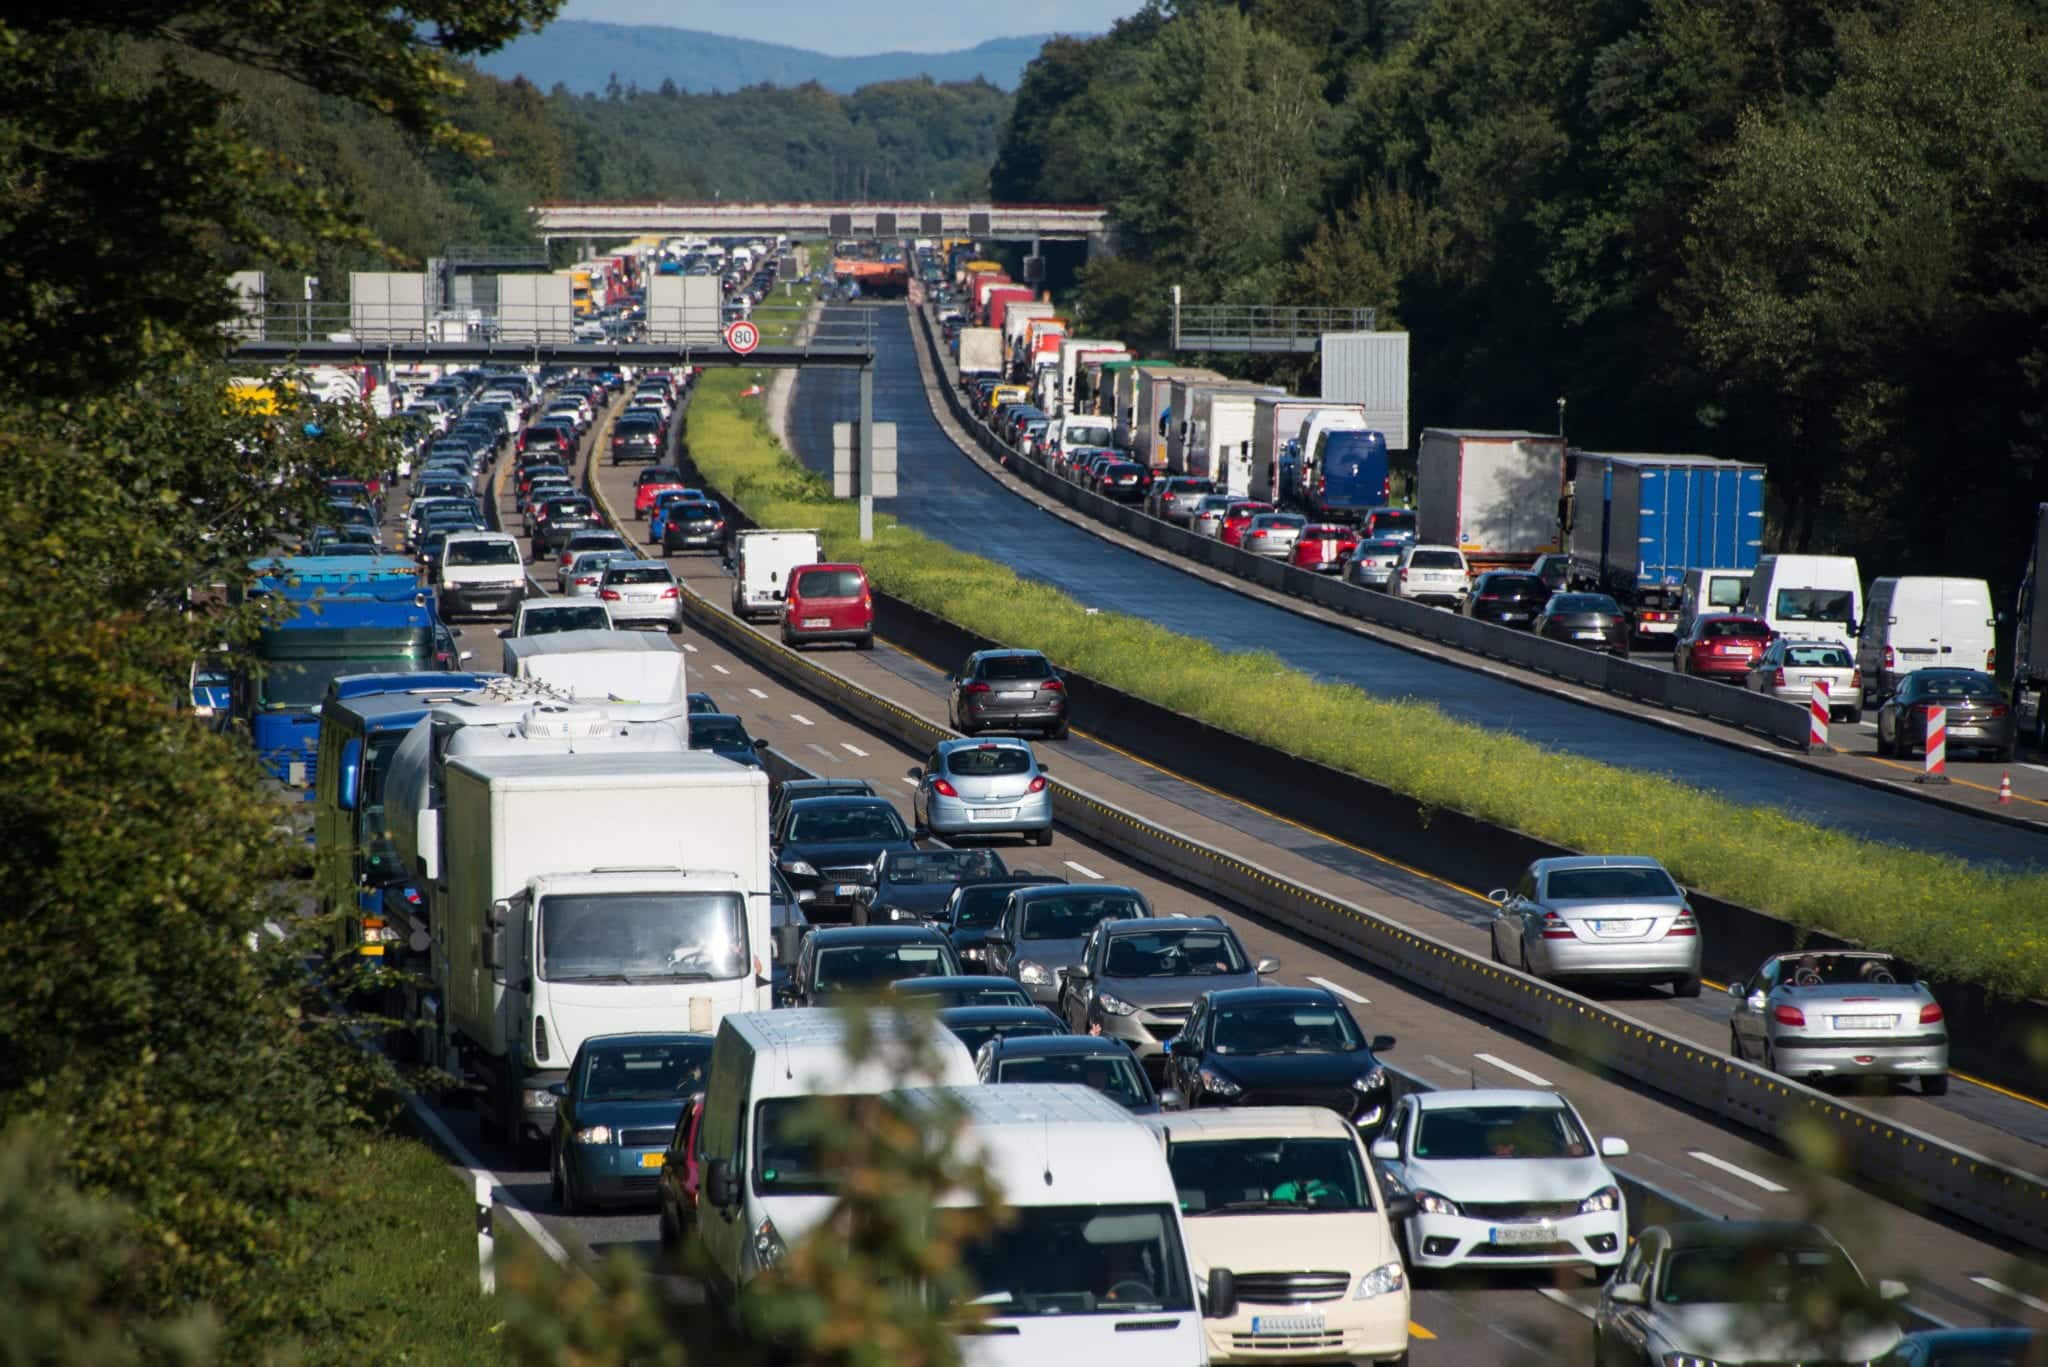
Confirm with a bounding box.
[992,0,2048,583]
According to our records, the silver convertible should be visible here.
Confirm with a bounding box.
[1726,950,1949,1095]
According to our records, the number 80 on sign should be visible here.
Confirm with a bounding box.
[724,319,760,354]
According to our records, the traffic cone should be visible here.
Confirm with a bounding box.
[1999,771,2013,804]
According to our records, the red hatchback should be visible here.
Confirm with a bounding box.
[782,563,875,650]
[634,467,688,519]
[1218,501,1275,547]
[1678,614,1775,679]
[1291,524,1359,573]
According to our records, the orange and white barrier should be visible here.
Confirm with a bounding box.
[1920,704,1948,784]
[1809,680,1830,751]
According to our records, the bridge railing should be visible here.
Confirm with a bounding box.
[1170,292,1378,354]
[230,297,868,354]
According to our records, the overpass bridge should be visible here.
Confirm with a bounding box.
[529,200,1110,248]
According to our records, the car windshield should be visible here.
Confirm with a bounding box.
[1784,644,1853,667]
[1543,866,1678,900]
[1413,1104,1592,1159]
[946,746,1033,778]
[538,891,747,983]
[1409,550,1464,569]
[521,605,610,633]
[943,1204,1194,1318]
[814,942,950,990]
[794,568,864,598]
[978,655,1052,682]
[1656,1242,1861,1305]
[445,539,518,566]
[1775,588,1855,625]
[1168,1137,1376,1215]
[1906,672,2002,701]
[1102,928,1247,978]
[688,716,751,749]
[1021,893,1144,940]
[996,1052,1153,1109]
[1211,1002,1362,1055]
[882,850,1006,885]
[579,1040,711,1103]
[789,803,910,843]
[605,566,674,586]
[1777,953,1913,986]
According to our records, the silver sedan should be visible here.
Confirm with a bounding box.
[1343,537,1408,591]
[1488,855,1702,996]
[910,737,1053,845]
[1727,950,1949,1093]
[1188,494,1236,539]
[1241,512,1308,559]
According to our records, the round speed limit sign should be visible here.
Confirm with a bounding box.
[724,318,761,354]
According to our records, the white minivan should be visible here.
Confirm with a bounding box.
[1857,576,1997,705]
[1744,554,1863,647]
[1676,566,1753,641]
[694,1008,978,1297]
[730,528,822,622]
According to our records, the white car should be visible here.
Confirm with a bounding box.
[1370,1088,1628,1271]
[598,559,683,630]
[1390,543,1471,608]
[560,549,636,598]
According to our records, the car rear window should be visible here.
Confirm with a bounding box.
[445,539,519,566]
[1784,645,1852,667]
[545,498,593,516]
[1408,550,1464,569]
[1549,594,1620,614]
[793,568,864,598]
[1022,894,1144,940]
[789,803,910,843]
[523,605,610,632]
[1702,618,1768,639]
[1368,510,1417,533]
[604,565,674,586]
[978,655,1052,682]
[671,503,720,520]
[1774,588,1855,625]
[1543,866,1679,900]
[1484,575,1547,594]
[1909,672,2002,700]
[946,746,1033,777]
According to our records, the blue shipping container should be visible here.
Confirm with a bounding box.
[1571,453,1766,587]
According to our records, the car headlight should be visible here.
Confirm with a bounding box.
[1097,992,1138,1017]
[1353,1261,1405,1300]
[573,1125,613,1144]
[1411,1189,1461,1217]
[753,1216,787,1268]
[1579,1184,1622,1214]
[1017,960,1051,985]
[1352,1067,1387,1093]
[778,858,818,879]
[1197,1068,1241,1097]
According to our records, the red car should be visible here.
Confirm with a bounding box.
[1291,524,1359,573]
[656,1093,705,1250]
[1218,501,1275,548]
[634,467,688,519]
[782,562,875,650]
[1677,614,1775,679]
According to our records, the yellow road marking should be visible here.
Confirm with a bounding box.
[1408,1320,1436,1340]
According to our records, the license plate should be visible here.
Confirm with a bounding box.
[1832,1015,1894,1030]
[1501,612,1529,621]
[1000,689,1034,699]
[1490,1222,1558,1245]
[1590,920,1644,936]
[834,883,864,897]
[1643,623,1675,633]
[803,617,831,628]
[970,808,1017,821]
[639,1152,665,1169]
[1250,1314,1326,1335]
[472,600,499,609]
[1576,630,1605,640]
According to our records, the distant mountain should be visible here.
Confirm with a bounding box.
[472,23,1060,95]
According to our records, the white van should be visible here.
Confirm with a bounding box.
[1150,1106,1412,1365]
[694,1008,979,1297]
[905,1084,1224,1365]
[1745,554,1863,647]
[1858,576,1997,705]
[1677,566,1753,640]
[730,528,822,622]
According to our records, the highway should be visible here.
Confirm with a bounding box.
[787,303,2048,871]
[400,378,2044,1360]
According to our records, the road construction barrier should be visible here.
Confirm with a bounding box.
[1810,679,1831,750]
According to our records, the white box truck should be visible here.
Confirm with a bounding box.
[1055,339,1127,418]
[1416,428,1568,571]
[1168,379,1282,478]
[424,750,771,1152]
[731,528,822,622]
[1000,302,1056,363]
[500,628,687,705]
[1184,386,1275,493]
[955,326,1005,382]
[1250,397,1357,506]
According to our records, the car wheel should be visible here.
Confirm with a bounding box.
[1923,1073,1949,1097]
[1763,1043,1781,1077]
[1846,706,1863,725]
[1049,718,1070,740]
[1729,1023,1747,1061]
[1876,727,1893,757]
[1673,974,1701,999]
[1034,828,1054,847]
[550,1144,565,1205]
[658,1201,678,1250]
[857,633,875,652]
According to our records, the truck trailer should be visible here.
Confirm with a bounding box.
[2011,502,2048,749]
[1416,428,1568,571]
[1569,452,1766,645]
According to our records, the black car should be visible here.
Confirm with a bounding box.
[938,1004,1067,1057]
[609,417,663,465]
[890,975,1035,1009]
[533,495,599,558]
[687,713,768,770]
[769,777,877,833]
[1095,460,1150,502]
[659,500,727,555]
[1464,571,1550,628]
[767,864,812,1001]
[977,1033,1162,1114]
[947,648,1070,739]
[782,924,961,1007]
[772,795,918,921]
[942,874,1066,968]
[857,847,1011,926]
[1534,591,1631,658]
[686,691,719,715]
[1163,985,1395,1134]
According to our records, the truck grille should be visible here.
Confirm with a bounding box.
[1232,1272,1350,1304]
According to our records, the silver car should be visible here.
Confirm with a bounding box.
[1058,916,1277,1075]
[1745,636,1863,722]
[561,549,635,598]
[1487,855,1702,996]
[1392,543,1471,608]
[910,737,1053,845]
[983,884,1151,1005]
[1727,950,1949,1093]
[596,560,682,630]
[1344,537,1409,591]
[1188,494,1237,539]
[1241,512,1308,559]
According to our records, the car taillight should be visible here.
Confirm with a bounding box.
[1666,914,1698,937]
[1042,678,1065,692]
[1884,645,1895,669]
[600,589,621,600]
[1920,1003,1944,1024]
[1028,775,1048,793]
[1986,647,1996,671]
[1773,1005,1806,1026]
[1400,568,1410,580]
[1773,667,1786,686]
[660,587,679,599]
[964,682,991,695]
[1987,703,2008,717]
[1476,593,1499,602]
[1850,667,1861,688]
[1540,911,1575,940]
[932,779,959,798]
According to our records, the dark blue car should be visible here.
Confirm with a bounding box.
[548,1033,714,1213]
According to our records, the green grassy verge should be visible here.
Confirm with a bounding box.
[684,309,2048,1001]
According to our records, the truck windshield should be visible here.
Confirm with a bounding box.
[538,891,747,983]
[258,655,426,709]
[943,1204,1195,1317]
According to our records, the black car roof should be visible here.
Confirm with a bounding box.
[1199,986,1336,1012]
[785,794,896,812]
[808,925,951,946]
[1011,883,1144,903]
[892,975,1023,992]
[936,1004,1063,1025]
[980,1034,1132,1061]
[781,779,875,796]
[1657,1220,1834,1250]
[1103,914,1219,934]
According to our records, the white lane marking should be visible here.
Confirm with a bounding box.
[402,1093,571,1268]
[1063,860,1104,880]
[1535,1287,1596,1322]
[711,663,731,675]
[841,742,869,758]
[1307,975,1368,1004]
[2023,763,2048,776]
[681,642,698,653]
[1971,1276,2048,1315]
[806,743,838,762]
[901,776,920,787]
[1423,1054,1472,1080]
[789,712,816,727]
[1474,1052,1554,1087]
[1687,1150,1788,1193]
[747,687,768,699]
[264,920,288,942]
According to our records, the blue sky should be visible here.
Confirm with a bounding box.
[556,0,1146,55]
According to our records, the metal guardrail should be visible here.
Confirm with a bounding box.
[1170,287,1376,354]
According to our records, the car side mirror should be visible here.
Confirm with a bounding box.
[753,738,770,750]
[459,650,474,662]
[1487,887,1510,904]
[1168,1037,1200,1058]
[1157,1088,1185,1111]
[1599,1136,1629,1157]
[1370,1034,1396,1053]
[546,1082,566,1098]
[1609,1283,1645,1307]
[1726,981,1745,999]
[481,925,506,971]
[704,1158,737,1211]
[497,628,510,638]
[1066,963,1091,980]
[1370,1138,1399,1161]
[983,930,1009,946]
[1255,957,1280,976]
[907,766,924,780]
[1204,1268,1237,1321]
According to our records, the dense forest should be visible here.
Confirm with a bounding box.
[992,0,2048,587]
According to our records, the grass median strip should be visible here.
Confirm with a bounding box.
[682,314,2048,1002]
